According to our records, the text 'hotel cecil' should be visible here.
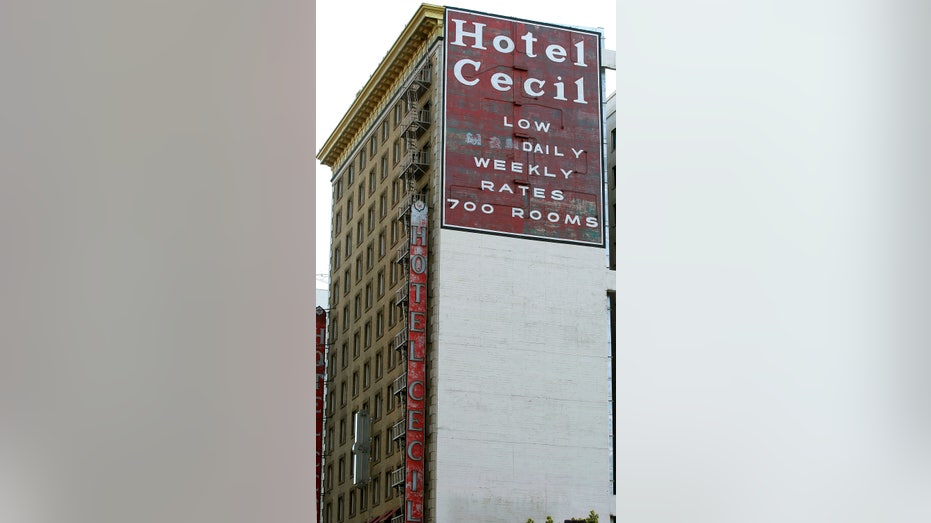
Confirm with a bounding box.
[316,4,617,523]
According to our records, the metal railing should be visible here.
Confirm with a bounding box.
[392,372,407,396]
[395,284,409,306]
[390,419,406,442]
[393,330,407,352]
[389,466,405,489]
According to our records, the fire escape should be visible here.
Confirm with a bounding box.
[389,59,431,514]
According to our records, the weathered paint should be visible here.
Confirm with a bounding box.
[406,200,428,522]
[442,8,604,246]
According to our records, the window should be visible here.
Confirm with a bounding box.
[332,280,340,305]
[340,382,347,405]
[369,171,375,194]
[347,165,354,186]
[372,477,380,506]
[346,196,353,221]
[332,247,340,271]
[365,283,372,309]
[367,208,375,231]
[360,485,366,511]
[363,362,370,389]
[388,302,396,326]
[345,232,352,257]
[376,311,384,337]
[394,103,402,127]
[339,418,346,443]
[354,295,361,319]
[342,306,349,331]
[358,152,366,171]
[378,232,386,257]
[330,317,338,341]
[393,139,400,164]
[371,433,380,462]
[337,496,344,521]
[380,156,388,179]
[353,332,360,358]
[391,180,399,204]
[358,181,365,203]
[386,384,394,413]
[325,503,332,523]
[374,390,383,419]
[391,220,398,245]
[349,490,355,516]
[341,344,348,367]
[375,353,383,380]
[352,372,359,397]
[611,128,616,151]
[379,193,387,218]
[369,136,377,158]
[334,211,342,235]
[377,271,385,297]
[366,246,374,271]
[343,272,350,295]
[364,321,371,348]
[381,121,389,143]
[335,178,343,200]
[356,258,363,281]
[326,465,333,489]
[357,221,364,244]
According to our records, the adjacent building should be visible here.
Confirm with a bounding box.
[317,5,616,522]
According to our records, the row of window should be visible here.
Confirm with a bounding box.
[326,342,401,412]
[323,466,400,523]
[331,96,414,206]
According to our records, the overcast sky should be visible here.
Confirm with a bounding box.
[314,0,616,287]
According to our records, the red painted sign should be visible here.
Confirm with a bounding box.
[405,201,428,522]
[315,307,327,523]
[443,8,604,246]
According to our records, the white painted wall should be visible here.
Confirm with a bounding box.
[433,229,611,523]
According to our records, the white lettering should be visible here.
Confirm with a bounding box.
[512,208,524,218]
[586,216,599,228]
[545,44,566,62]
[552,190,564,201]
[572,148,584,158]
[493,159,505,171]
[473,156,490,168]
[574,77,587,104]
[492,35,514,53]
[521,31,537,56]
[524,78,545,97]
[553,76,567,101]
[480,180,494,191]
[491,72,512,92]
[573,40,586,66]
[450,19,486,49]
[564,214,580,225]
[453,58,480,86]
[561,168,572,178]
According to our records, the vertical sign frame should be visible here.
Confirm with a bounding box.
[442,7,604,246]
[315,306,327,523]
[405,200,428,522]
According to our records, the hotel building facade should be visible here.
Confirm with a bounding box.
[317,5,616,522]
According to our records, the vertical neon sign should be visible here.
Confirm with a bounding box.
[315,307,327,523]
[406,200,428,522]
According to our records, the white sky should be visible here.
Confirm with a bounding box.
[314,0,617,287]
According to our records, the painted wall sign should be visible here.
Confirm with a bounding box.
[315,306,327,523]
[443,8,604,246]
[405,200,428,522]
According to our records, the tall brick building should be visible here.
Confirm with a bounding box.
[316,5,616,522]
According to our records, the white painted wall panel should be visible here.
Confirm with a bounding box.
[434,229,610,523]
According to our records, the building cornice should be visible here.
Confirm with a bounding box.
[317,3,445,168]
